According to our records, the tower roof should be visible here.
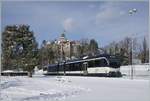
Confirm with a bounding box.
[60,30,66,38]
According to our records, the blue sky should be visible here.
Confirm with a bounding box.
[2,1,149,47]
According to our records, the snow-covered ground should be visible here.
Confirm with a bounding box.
[1,65,150,101]
[120,64,150,79]
[1,74,150,101]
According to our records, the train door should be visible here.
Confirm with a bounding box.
[83,62,88,75]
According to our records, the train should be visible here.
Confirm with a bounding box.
[43,54,122,77]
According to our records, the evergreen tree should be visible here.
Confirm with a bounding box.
[80,39,90,56]
[89,39,99,56]
[2,25,38,77]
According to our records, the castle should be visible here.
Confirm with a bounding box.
[56,31,80,61]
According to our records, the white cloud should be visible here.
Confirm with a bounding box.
[62,18,76,31]
[95,2,125,24]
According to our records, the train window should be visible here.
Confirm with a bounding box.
[69,63,75,71]
[110,62,120,68]
[59,65,63,71]
[48,65,57,72]
[100,59,108,66]
[65,64,70,71]
[94,59,108,67]
[74,63,78,70]
[67,62,82,71]
[95,60,100,67]
[88,60,95,68]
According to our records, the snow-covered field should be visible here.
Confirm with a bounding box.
[120,64,150,80]
[1,74,150,101]
[121,64,150,76]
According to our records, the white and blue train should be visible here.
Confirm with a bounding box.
[43,54,122,77]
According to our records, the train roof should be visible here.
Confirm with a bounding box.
[47,64,58,67]
[66,54,118,62]
[46,54,120,66]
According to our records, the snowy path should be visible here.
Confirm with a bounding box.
[0,76,150,101]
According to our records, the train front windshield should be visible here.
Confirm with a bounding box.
[108,56,121,68]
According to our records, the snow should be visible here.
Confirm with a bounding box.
[2,70,15,73]
[120,64,150,79]
[1,67,150,101]
[0,75,149,101]
[0,76,88,101]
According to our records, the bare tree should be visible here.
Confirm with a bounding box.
[139,37,149,63]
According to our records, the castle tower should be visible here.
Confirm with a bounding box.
[59,30,67,43]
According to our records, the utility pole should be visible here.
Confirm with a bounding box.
[128,8,137,80]
[131,38,134,80]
